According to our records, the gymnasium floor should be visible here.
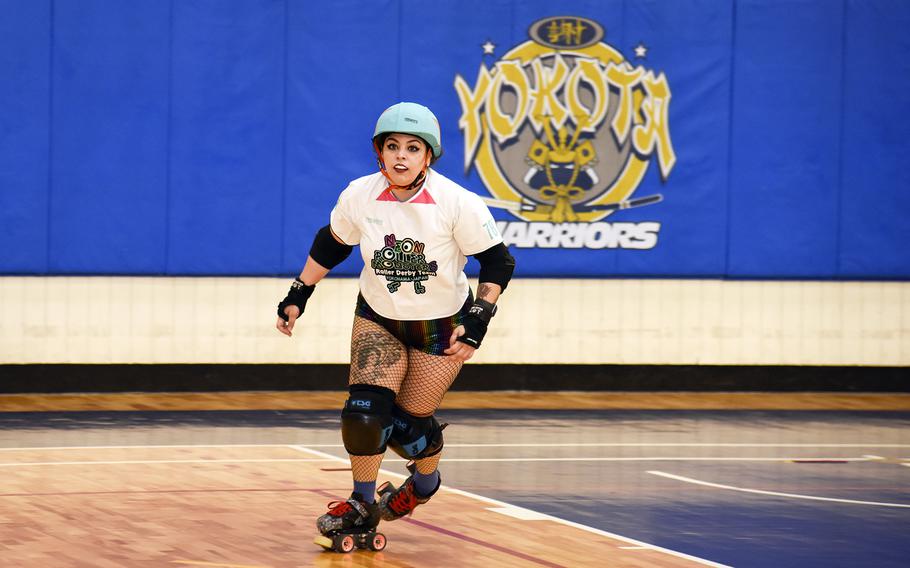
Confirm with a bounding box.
[1,397,908,567]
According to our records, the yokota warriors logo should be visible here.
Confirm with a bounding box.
[455,16,676,249]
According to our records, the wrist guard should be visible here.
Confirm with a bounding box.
[456,299,497,348]
[277,278,315,321]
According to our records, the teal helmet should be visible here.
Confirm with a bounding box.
[373,102,443,159]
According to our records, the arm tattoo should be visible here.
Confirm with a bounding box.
[477,283,495,302]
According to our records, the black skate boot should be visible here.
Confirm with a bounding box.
[377,462,441,521]
[314,492,387,553]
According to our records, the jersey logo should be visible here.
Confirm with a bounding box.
[370,234,439,294]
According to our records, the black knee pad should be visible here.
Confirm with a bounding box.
[387,405,447,460]
[341,385,395,456]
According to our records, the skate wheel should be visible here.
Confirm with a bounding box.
[377,481,392,496]
[369,532,387,552]
[313,535,333,550]
[335,534,355,553]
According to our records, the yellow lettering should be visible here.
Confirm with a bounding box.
[632,71,676,178]
[487,61,531,144]
[456,50,675,183]
[605,63,643,144]
[454,65,493,169]
[529,55,569,132]
[565,58,608,133]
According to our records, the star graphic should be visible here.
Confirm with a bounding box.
[481,40,496,56]
[634,42,648,59]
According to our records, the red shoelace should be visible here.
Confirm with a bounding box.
[388,481,419,514]
[326,500,353,517]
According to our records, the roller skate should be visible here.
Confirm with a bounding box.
[313,492,387,553]
[377,461,441,521]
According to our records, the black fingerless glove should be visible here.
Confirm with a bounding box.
[277,278,315,321]
[456,299,497,348]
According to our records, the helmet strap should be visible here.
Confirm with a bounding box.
[374,140,432,193]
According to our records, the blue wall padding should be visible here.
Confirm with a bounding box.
[282,0,400,276]
[0,0,51,273]
[168,0,286,275]
[0,0,907,279]
[49,0,171,273]
[616,0,734,277]
[838,0,910,277]
[727,0,845,277]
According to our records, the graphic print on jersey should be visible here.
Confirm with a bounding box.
[370,234,439,294]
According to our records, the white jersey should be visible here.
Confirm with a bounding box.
[329,169,502,321]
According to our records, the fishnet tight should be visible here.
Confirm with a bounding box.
[348,317,462,484]
[413,452,441,475]
[351,454,384,482]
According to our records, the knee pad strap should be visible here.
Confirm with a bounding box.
[387,405,447,460]
[341,384,395,456]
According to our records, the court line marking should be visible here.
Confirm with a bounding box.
[399,515,567,568]
[0,444,896,558]
[0,488,342,498]
[290,445,731,568]
[449,443,910,448]
[3,442,910,451]
[0,444,297,451]
[434,457,876,462]
[0,456,880,467]
[172,561,270,568]
[0,459,337,467]
[486,506,552,520]
[317,488,569,568]
[648,470,910,508]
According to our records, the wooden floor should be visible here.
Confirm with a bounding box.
[1,391,909,412]
[1,445,716,567]
[3,396,908,567]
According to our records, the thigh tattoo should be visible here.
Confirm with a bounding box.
[350,324,405,386]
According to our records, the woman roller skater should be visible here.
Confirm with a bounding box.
[275,102,515,552]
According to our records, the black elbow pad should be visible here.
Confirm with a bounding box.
[472,243,515,291]
[309,225,353,269]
